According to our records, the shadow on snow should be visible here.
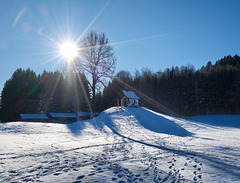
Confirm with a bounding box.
[97,111,240,179]
[64,107,240,179]
[185,115,240,128]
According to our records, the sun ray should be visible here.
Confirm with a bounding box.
[114,77,176,116]
[109,32,179,47]
[41,71,62,113]
[72,61,94,115]
[76,31,179,53]
[75,0,111,43]
[33,54,63,70]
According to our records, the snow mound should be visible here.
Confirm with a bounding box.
[0,107,191,137]
[100,107,191,137]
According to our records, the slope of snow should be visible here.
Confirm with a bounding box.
[0,107,240,183]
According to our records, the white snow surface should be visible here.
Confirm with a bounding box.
[77,112,90,117]
[0,107,240,183]
[49,113,76,118]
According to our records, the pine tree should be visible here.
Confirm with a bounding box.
[1,69,38,122]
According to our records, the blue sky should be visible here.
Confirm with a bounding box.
[1,0,240,92]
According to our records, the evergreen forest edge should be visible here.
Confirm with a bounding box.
[1,54,240,122]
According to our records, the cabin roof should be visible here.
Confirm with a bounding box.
[122,90,140,99]
[49,113,76,118]
[20,114,48,119]
[77,112,90,117]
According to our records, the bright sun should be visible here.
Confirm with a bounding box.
[60,41,78,60]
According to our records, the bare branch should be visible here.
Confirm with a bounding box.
[73,31,116,110]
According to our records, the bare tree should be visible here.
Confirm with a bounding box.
[75,31,116,111]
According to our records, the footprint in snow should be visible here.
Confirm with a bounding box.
[62,169,68,173]
[22,178,33,182]
[8,170,16,173]
[112,177,117,181]
[77,175,84,180]
[117,174,123,178]
[193,176,198,181]
[53,172,62,176]
[118,181,125,183]
[113,171,119,174]
[88,172,95,176]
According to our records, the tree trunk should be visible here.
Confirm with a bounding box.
[92,78,96,113]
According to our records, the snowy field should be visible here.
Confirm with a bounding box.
[0,107,240,183]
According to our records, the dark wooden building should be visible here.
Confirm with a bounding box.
[20,114,49,122]
[49,113,77,123]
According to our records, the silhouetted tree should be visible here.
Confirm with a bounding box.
[1,69,39,122]
[75,31,116,111]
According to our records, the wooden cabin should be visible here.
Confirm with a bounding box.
[118,90,140,107]
[20,114,49,122]
[49,113,77,123]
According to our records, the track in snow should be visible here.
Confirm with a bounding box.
[0,107,240,182]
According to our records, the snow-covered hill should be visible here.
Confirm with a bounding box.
[0,107,240,182]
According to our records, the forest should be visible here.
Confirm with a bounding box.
[1,54,240,122]
[98,55,240,117]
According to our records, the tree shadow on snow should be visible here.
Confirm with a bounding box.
[99,113,240,179]
[65,107,192,137]
[129,107,192,137]
[65,121,86,136]
[64,110,240,179]
[185,115,240,129]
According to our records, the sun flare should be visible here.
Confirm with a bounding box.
[59,41,78,60]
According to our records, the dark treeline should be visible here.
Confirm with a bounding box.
[96,55,240,117]
[0,69,90,122]
[1,55,240,122]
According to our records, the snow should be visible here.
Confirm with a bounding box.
[0,107,240,182]
[49,113,76,118]
[122,90,140,99]
[77,112,90,117]
[186,115,240,128]
[19,114,48,119]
